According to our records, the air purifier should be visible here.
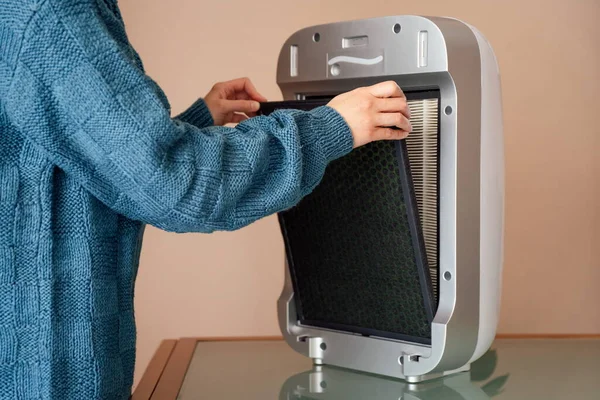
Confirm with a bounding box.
[260,15,504,382]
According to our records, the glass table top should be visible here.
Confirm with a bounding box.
[177,339,599,399]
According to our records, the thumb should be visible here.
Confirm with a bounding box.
[220,99,260,114]
[368,81,405,98]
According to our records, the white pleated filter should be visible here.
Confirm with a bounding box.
[406,98,440,302]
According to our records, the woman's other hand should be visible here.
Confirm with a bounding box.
[204,77,268,125]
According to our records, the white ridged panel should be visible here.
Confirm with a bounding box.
[406,99,439,300]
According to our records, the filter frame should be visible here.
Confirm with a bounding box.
[259,89,441,345]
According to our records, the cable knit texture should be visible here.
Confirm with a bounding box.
[0,0,353,398]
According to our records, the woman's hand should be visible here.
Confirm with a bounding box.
[204,77,268,126]
[327,81,412,148]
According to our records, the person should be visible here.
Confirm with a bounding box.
[0,0,412,398]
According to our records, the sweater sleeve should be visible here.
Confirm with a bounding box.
[6,0,354,233]
[173,98,215,129]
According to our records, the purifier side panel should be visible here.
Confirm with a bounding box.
[467,24,505,363]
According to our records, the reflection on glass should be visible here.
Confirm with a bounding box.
[279,349,509,400]
[470,349,509,398]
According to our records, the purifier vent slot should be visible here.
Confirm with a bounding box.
[406,98,440,303]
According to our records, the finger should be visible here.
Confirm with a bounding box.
[225,77,268,102]
[375,112,413,132]
[235,91,250,100]
[376,98,411,118]
[368,81,406,99]
[232,92,258,115]
[241,79,268,102]
[233,92,263,116]
[220,99,260,114]
[375,127,409,141]
[231,113,249,123]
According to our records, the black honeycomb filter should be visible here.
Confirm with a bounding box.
[259,90,440,344]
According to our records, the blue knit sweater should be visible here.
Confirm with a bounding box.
[0,0,353,398]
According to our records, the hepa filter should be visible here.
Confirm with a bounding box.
[405,95,440,304]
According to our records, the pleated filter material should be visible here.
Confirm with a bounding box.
[260,91,440,343]
[405,98,440,303]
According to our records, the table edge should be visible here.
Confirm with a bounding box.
[132,339,177,400]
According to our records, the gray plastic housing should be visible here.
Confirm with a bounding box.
[275,15,504,382]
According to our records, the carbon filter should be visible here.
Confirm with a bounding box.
[260,91,439,343]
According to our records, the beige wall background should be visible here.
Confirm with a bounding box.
[118,0,600,385]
